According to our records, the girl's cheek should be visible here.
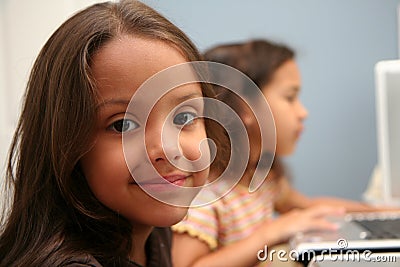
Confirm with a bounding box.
[123,135,146,170]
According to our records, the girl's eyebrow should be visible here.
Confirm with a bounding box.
[96,99,130,109]
[285,86,300,92]
[173,92,203,104]
[96,92,203,110]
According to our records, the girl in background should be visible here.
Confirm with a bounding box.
[0,1,227,266]
[172,39,383,267]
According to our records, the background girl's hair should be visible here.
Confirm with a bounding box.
[202,39,294,179]
[203,39,295,90]
[0,1,226,266]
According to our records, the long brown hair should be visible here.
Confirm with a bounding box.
[204,39,295,89]
[0,1,225,266]
[203,39,296,179]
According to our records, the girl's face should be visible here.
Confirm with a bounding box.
[80,35,209,227]
[262,60,308,156]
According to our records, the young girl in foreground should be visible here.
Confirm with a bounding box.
[0,1,226,266]
[172,39,387,267]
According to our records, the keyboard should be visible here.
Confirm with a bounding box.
[355,218,400,239]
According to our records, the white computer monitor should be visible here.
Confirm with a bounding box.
[375,59,400,206]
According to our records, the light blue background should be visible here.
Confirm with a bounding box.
[142,0,400,200]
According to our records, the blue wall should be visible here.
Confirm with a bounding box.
[143,0,400,200]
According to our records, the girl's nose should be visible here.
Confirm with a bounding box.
[146,126,181,164]
[298,101,308,120]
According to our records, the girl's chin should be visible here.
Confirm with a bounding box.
[276,147,296,157]
[154,207,189,226]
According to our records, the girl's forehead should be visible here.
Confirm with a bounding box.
[91,36,191,98]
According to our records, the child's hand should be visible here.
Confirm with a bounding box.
[259,205,345,245]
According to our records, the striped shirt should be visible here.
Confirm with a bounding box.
[172,178,278,253]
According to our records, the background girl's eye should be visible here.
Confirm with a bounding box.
[286,95,296,102]
[111,119,138,133]
[173,112,196,126]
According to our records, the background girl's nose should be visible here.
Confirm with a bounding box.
[298,101,308,120]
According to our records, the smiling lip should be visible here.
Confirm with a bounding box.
[162,175,189,186]
[129,174,189,187]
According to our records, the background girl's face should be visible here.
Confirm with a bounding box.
[262,60,308,156]
[80,35,209,227]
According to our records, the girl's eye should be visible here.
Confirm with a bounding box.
[286,95,296,102]
[110,119,138,133]
[173,112,197,126]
